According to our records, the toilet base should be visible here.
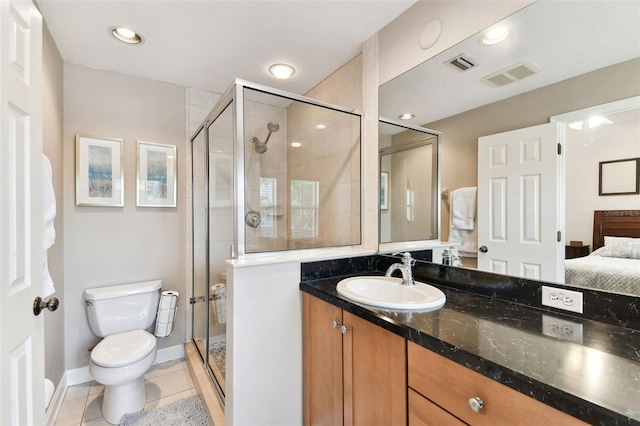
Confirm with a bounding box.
[102,376,146,424]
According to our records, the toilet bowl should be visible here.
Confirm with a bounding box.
[88,330,157,424]
[84,280,162,424]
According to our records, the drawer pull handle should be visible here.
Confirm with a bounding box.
[468,396,484,413]
[331,320,341,328]
[341,325,350,334]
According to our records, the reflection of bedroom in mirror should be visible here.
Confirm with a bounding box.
[378,1,640,295]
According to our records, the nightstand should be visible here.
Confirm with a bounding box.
[565,245,590,259]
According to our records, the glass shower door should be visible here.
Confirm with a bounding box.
[206,102,234,397]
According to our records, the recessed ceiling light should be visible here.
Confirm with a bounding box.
[315,124,326,130]
[480,25,509,45]
[399,113,415,120]
[110,26,143,45]
[290,142,302,148]
[269,63,296,79]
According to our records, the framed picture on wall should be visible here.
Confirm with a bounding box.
[137,141,177,207]
[599,157,640,196]
[380,171,389,210]
[76,134,124,207]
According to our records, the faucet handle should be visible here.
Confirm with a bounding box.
[393,252,415,265]
[392,251,411,258]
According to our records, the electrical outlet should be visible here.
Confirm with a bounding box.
[541,285,583,314]
[542,315,583,344]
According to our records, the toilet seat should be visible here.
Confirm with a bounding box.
[91,330,156,368]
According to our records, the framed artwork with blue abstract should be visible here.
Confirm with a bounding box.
[76,134,124,207]
[137,141,177,207]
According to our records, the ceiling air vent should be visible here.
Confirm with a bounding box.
[481,61,539,87]
[447,54,475,71]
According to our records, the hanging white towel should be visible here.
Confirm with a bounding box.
[448,187,477,257]
[43,155,56,297]
[451,187,477,230]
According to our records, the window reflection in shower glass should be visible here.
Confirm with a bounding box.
[291,179,319,239]
[243,87,361,252]
[259,177,277,239]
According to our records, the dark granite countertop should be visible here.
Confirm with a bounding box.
[300,270,640,426]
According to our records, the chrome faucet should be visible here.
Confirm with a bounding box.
[385,252,415,286]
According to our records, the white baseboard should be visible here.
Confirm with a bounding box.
[154,344,185,365]
[65,365,92,387]
[45,374,68,426]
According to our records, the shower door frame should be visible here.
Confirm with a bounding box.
[190,83,235,402]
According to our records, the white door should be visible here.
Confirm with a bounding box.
[477,122,563,282]
[0,0,44,424]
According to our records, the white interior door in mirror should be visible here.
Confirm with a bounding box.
[477,123,563,283]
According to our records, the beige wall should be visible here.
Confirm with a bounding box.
[429,58,640,242]
[63,64,187,369]
[42,23,65,386]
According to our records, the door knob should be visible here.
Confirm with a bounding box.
[479,246,488,253]
[331,320,341,328]
[33,297,59,316]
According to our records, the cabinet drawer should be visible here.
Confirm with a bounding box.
[408,342,587,426]
[409,388,466,426]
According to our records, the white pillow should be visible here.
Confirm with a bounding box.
[600,236,640,260]
[604,236,636,246]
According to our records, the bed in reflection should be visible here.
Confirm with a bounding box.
[565,210,640,296]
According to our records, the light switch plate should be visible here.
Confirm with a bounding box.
[541,285,583,314]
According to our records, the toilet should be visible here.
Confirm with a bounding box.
[83,280,162,424]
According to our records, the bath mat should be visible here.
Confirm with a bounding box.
[120,395,210,426]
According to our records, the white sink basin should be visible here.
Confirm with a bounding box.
[336,276,446,310]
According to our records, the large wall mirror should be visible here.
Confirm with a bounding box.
[379,1,640,296]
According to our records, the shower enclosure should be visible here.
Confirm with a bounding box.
[190,80,362,400]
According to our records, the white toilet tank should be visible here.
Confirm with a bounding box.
[84,280,162,337]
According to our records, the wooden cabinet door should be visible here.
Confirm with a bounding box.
[343,311,407,426]
[303,293,344,426]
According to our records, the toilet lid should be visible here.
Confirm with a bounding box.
[92,330,156,368]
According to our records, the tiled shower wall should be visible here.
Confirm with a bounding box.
[243,100,288,252]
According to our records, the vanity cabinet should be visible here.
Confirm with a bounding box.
[303,293,406,426]
[408,341,588,426]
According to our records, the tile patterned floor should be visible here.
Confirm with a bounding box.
[209,340,226,379]
[55,359,196,426]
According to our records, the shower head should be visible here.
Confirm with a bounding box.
[263,121,280,144]
[250,121,280,153]
[254,141,268,154]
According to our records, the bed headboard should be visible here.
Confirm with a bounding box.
[592,210,640,250]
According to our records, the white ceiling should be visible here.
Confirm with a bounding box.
[379,1,640,127]
[36,0,415,96]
